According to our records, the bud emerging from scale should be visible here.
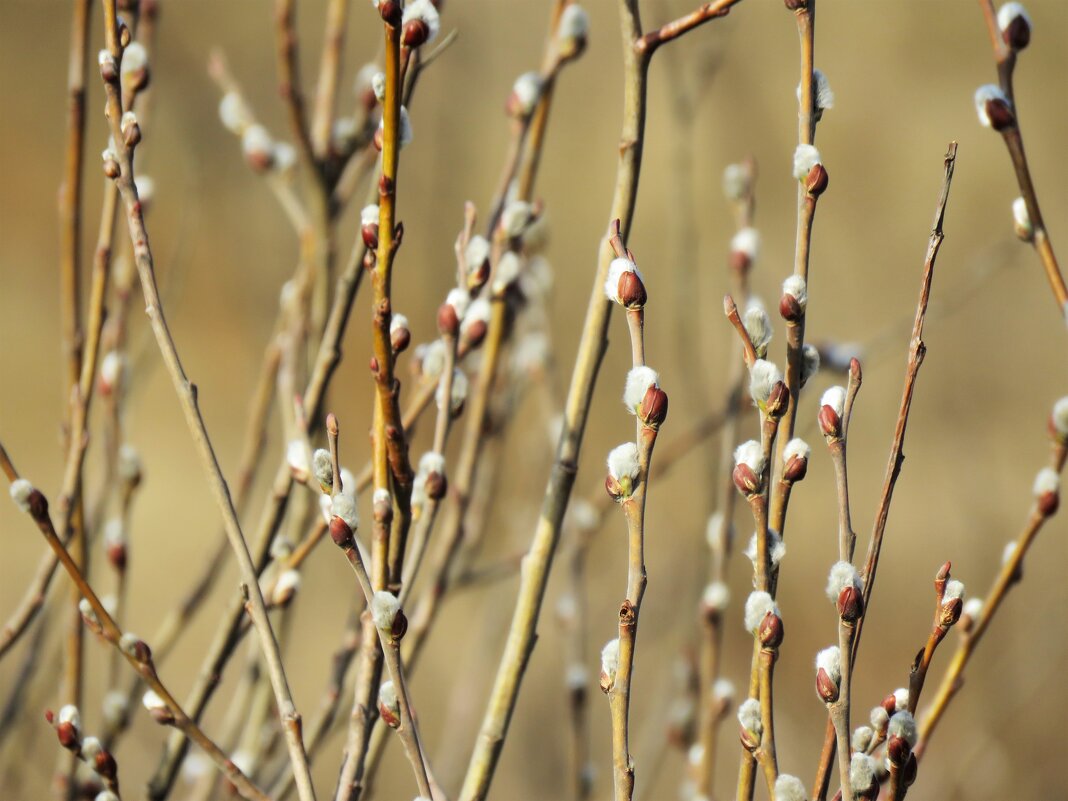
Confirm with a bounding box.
[748,359,783,409]
[743,591,780,638]
[436,368,469,416]
[508,72,542,118]
[142,690,173,725]
[361,204,380,249]
[818,385,846,439]
[330,494,360,534]
[464,235,492,290]
[56,705,81,749]
[1033,467,1060,516]
[743,298,772,356]
[313,448,333,492]
[1012,197,1033,241]
[623,365,668,428]
[104,519,127,571]
[389,313,410,353]
[887,710,918,764]
[371,591,406,640]
[939,579,965,628]
[119,631,151,662]
[99,49,119,83]
[606,442,641,501]
[800,343,821,388]
[783,438,811,482]
[826,561,863,621]
[960,597,983,632]
[732,440,764,496]
[883,687,909,715]
[272,570,301,607]
[774,774,808,801]
[701,581,730,619]
[793,144,828,194]
[600,638,620,692]
[815,645,841,703]
[492,251,522,296]
[415,451,447,503]
[737,698,763,750]
[120,41,149,92]
[780,275,808,322]
[219,92,250,134]
[242,124,274,171]
[729,227,760,273]
[10,478,36,513]
[997,2,1032,51]
[556,4,589,60]
[1047,396,1067,438]
[378,680,401,728]
[438,288,470,336]
[401,0,440,47]
[460,297,491,349]
[604,257,647,308]
[974,84,1015,131]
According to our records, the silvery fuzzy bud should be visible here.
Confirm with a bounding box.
[605,442,640,501]
[603,257,646,308]
[818,386,846,439]
[732,440,764,496]
[378,680,400,728]
[815,645,841,703]
[370,591,407,641]
[599,638,620,693]
[974,85,1015,131]
[783,438,810,483]
[997,2,1032,51]
[142,690,173,725]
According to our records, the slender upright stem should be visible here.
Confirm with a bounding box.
[98,4,315,798]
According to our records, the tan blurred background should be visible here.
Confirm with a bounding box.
[2,1,1067,799]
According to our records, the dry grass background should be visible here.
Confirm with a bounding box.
[1,1,1066,799]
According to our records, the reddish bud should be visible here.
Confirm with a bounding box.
[617,270,647,309]
[887,734,911,766]
[779,292,803,323]
[437,303,460,336]
[765,381,789,420]
[103,157,121,180]
[638,386,669,429]
[1037,489,1059,517]
[94,750,118,783]
[984,97,1016,131]
[806,163,829,196]
[818,405,842,439]
[99,55,119,83]
[837,585,863,622]
[403,18,430,47]
[373,126,384,152]
[815,666,839,703]
[390,609,408,641]
[938,597,963,629]
[329,516,355,549]
[758,612,784,649]
[378,0,402,24]
[729,249,753,275]
[107,541,127,572]
[461,319,488,349]
[424,471,447,501]
[783,453,808,483]
[362,222,379,250]
[379,698,401,728]
[732,464,760,497]
[903,753,918,787]
[390,325,410,354]
[56,722,79,750]
[1002,14,1031,51]
[739,723,760,752]
[605,474,624,503]
[881,693,898,716]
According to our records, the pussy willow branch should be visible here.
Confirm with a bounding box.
[335,12,411,800]
[147,195,370,800]
[915,441,1065,762]
[458,4,743,799]
[977,0,1068,313]
[97,4,315,799]
[3,473,269,801]
[811,141,957,801]
[769,0,817,538]
[695,166,755,798]
[608,230,656,801]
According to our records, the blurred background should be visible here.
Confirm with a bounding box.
[2,1,1067,799]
